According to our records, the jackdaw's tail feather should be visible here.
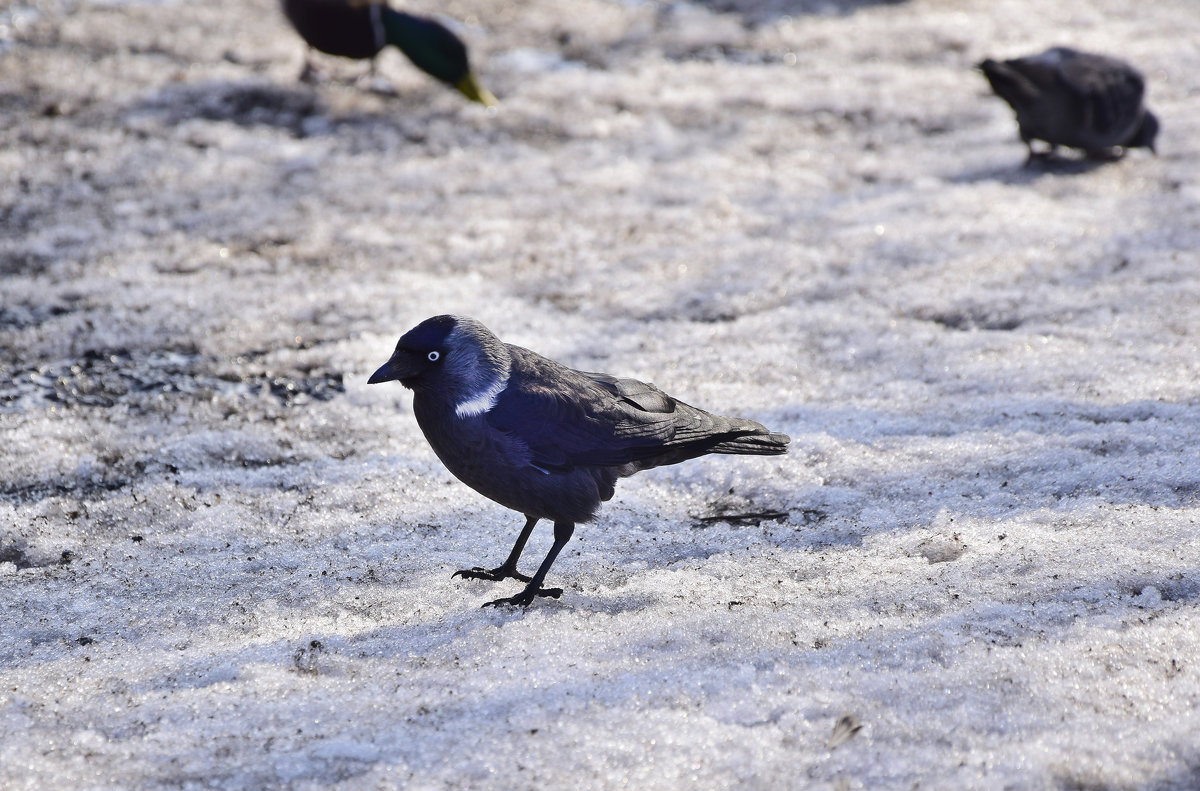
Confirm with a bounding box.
[709,430,790,456]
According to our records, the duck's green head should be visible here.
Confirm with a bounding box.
[382,9,497,106]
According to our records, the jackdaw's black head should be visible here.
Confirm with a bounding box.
[1127,110,1159,154]
[368,315,512,410]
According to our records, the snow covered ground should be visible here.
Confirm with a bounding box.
[2,0,1200,787]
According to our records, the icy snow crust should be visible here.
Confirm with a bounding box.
[2,0,1200,788]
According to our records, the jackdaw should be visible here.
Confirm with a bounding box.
[368,315,790,607]
[978,47,1158,162]
[280,0,496,105]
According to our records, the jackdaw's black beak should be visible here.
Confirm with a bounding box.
[368,351,417,385]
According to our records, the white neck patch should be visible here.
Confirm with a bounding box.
[455,370,509,418]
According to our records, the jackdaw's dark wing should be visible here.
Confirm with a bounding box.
[485,349,785,473]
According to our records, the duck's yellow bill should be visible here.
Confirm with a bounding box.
[456,73,498,107]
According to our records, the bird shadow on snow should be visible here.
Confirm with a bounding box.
[124,79,326,137]
[124,77,467,142]
[951,154,1116,185]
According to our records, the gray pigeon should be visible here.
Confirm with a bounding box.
[978,47,1158,162]
[368,315,790,607]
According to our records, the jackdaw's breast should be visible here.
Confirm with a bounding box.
[413,399,615,524]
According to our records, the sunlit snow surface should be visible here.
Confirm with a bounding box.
[2,0,1200,788]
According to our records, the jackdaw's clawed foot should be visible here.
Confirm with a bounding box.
[482,586,563,608]
[453,566,532,584]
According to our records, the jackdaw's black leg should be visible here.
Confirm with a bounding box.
[483,521,575,607]
[453,515,538,584]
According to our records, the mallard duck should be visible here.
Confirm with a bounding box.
[979,47,1158,163]
[280,0,496,106]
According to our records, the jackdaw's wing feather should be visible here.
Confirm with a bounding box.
[484,351,763,472]
[583,372,750,447]
[485,373,682,471]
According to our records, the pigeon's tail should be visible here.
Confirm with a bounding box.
[708,430,791,456]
